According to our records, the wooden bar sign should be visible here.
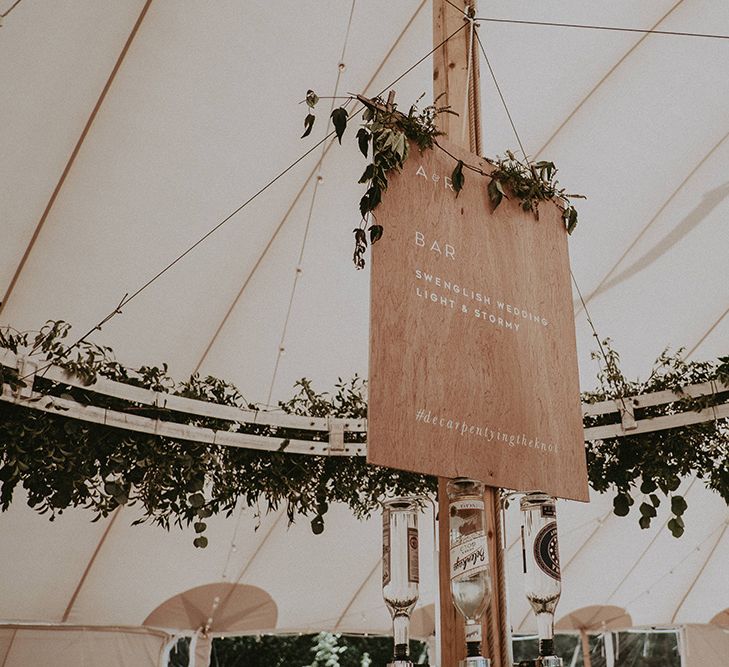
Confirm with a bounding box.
[368,139,589,501]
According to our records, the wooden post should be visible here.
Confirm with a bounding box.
[433,2,509,666]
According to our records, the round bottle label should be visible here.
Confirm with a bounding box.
[533,521,560,581]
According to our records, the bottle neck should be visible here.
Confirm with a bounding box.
[393,613,410,659]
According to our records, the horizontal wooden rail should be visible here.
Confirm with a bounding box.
[0,350,365,456]
[1,350,726,452]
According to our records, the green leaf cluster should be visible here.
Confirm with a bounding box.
[584,340,729,538]
[301,90,448,269]
[0,322,436,548]
[487,151,583,233]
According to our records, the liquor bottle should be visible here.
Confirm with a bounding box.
[382,497,420,666]
[447,478,492,667]
[519,492,563,667]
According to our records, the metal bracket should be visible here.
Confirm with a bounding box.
[618,399,637,432]
[15,356,37,399]
[327,418,345,453]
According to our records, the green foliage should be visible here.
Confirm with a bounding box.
[302,91,448,269]
[487,151,583,233]
[583,340,729,537]
[300,90,581,269]
[1,323,727,545]
[0,322,436,548]
[169,633,427,667]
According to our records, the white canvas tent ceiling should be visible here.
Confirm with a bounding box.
[1,0,729,661]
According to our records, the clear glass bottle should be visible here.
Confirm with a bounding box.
[520,492,561,658]
[382,497,420,662]
[447,478,492,659]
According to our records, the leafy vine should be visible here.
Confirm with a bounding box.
[583,340,729,537]
[301,91,583,268]
[1,323,727,545]
[0,322,435,548]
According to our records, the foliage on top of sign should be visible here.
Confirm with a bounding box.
[1,322,727,544]
[301,91,583,268]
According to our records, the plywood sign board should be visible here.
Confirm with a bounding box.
[368,138,589,501]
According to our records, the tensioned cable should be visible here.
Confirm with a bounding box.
[685,304,729,360]
[571,269,630,407]
[0,0,23,18]
[474,28,529,161]
[191,0,428,374]
[265,0,357,406]
[472,16,729,41]
[16,21,470,385]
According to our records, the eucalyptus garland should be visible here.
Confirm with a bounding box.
[1,322,727,546]
[301,91,582,268]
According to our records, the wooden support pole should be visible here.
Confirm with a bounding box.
[433,2,509,666]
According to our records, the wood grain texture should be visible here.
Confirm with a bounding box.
[368,138,588,502]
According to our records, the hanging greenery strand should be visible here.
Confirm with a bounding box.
[1,322,727,546]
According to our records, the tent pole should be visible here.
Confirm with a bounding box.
[433,2,508,666]
[580,630,593,667]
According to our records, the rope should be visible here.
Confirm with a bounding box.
[474,28,529,161]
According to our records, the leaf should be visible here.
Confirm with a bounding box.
[189,492,205,509]
[451,160,465,196]
[639,502,657,518]
[301,113,315,139]
[193,536,209,549]
[565,206,578,234]
[358,163,375,185]
[278,439,290,452]
[305,89,319,108]
[667,517,685,538]
[194,521,207,533]
[671,495,687,516]
[640,479,657,494]
[311,515,325,535]
[649,493,660,507]
[488,178,503,209]
[331,107,348,144]
[613,493,631,517]
[639,515,651,530]
[666,476,681,492]
[369,225,383,245]
[356,128,370,158]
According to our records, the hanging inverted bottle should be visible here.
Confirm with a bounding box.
[517,492,563,667]
[447,478,492,667]
[382,497,420,667]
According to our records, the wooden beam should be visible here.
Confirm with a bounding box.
[433,2,509,666]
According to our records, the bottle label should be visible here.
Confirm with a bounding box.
[408,527,419,584]
[382,509,391,586]
[450,499,485,512]
[533,521,561,581]
[465,623,482,643]
[541,503,556,518]
[450,532,488,580]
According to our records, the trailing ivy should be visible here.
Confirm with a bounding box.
[1,323,727,544]
[301,91,582,268]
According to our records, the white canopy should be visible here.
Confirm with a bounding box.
[1,1,728,664]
